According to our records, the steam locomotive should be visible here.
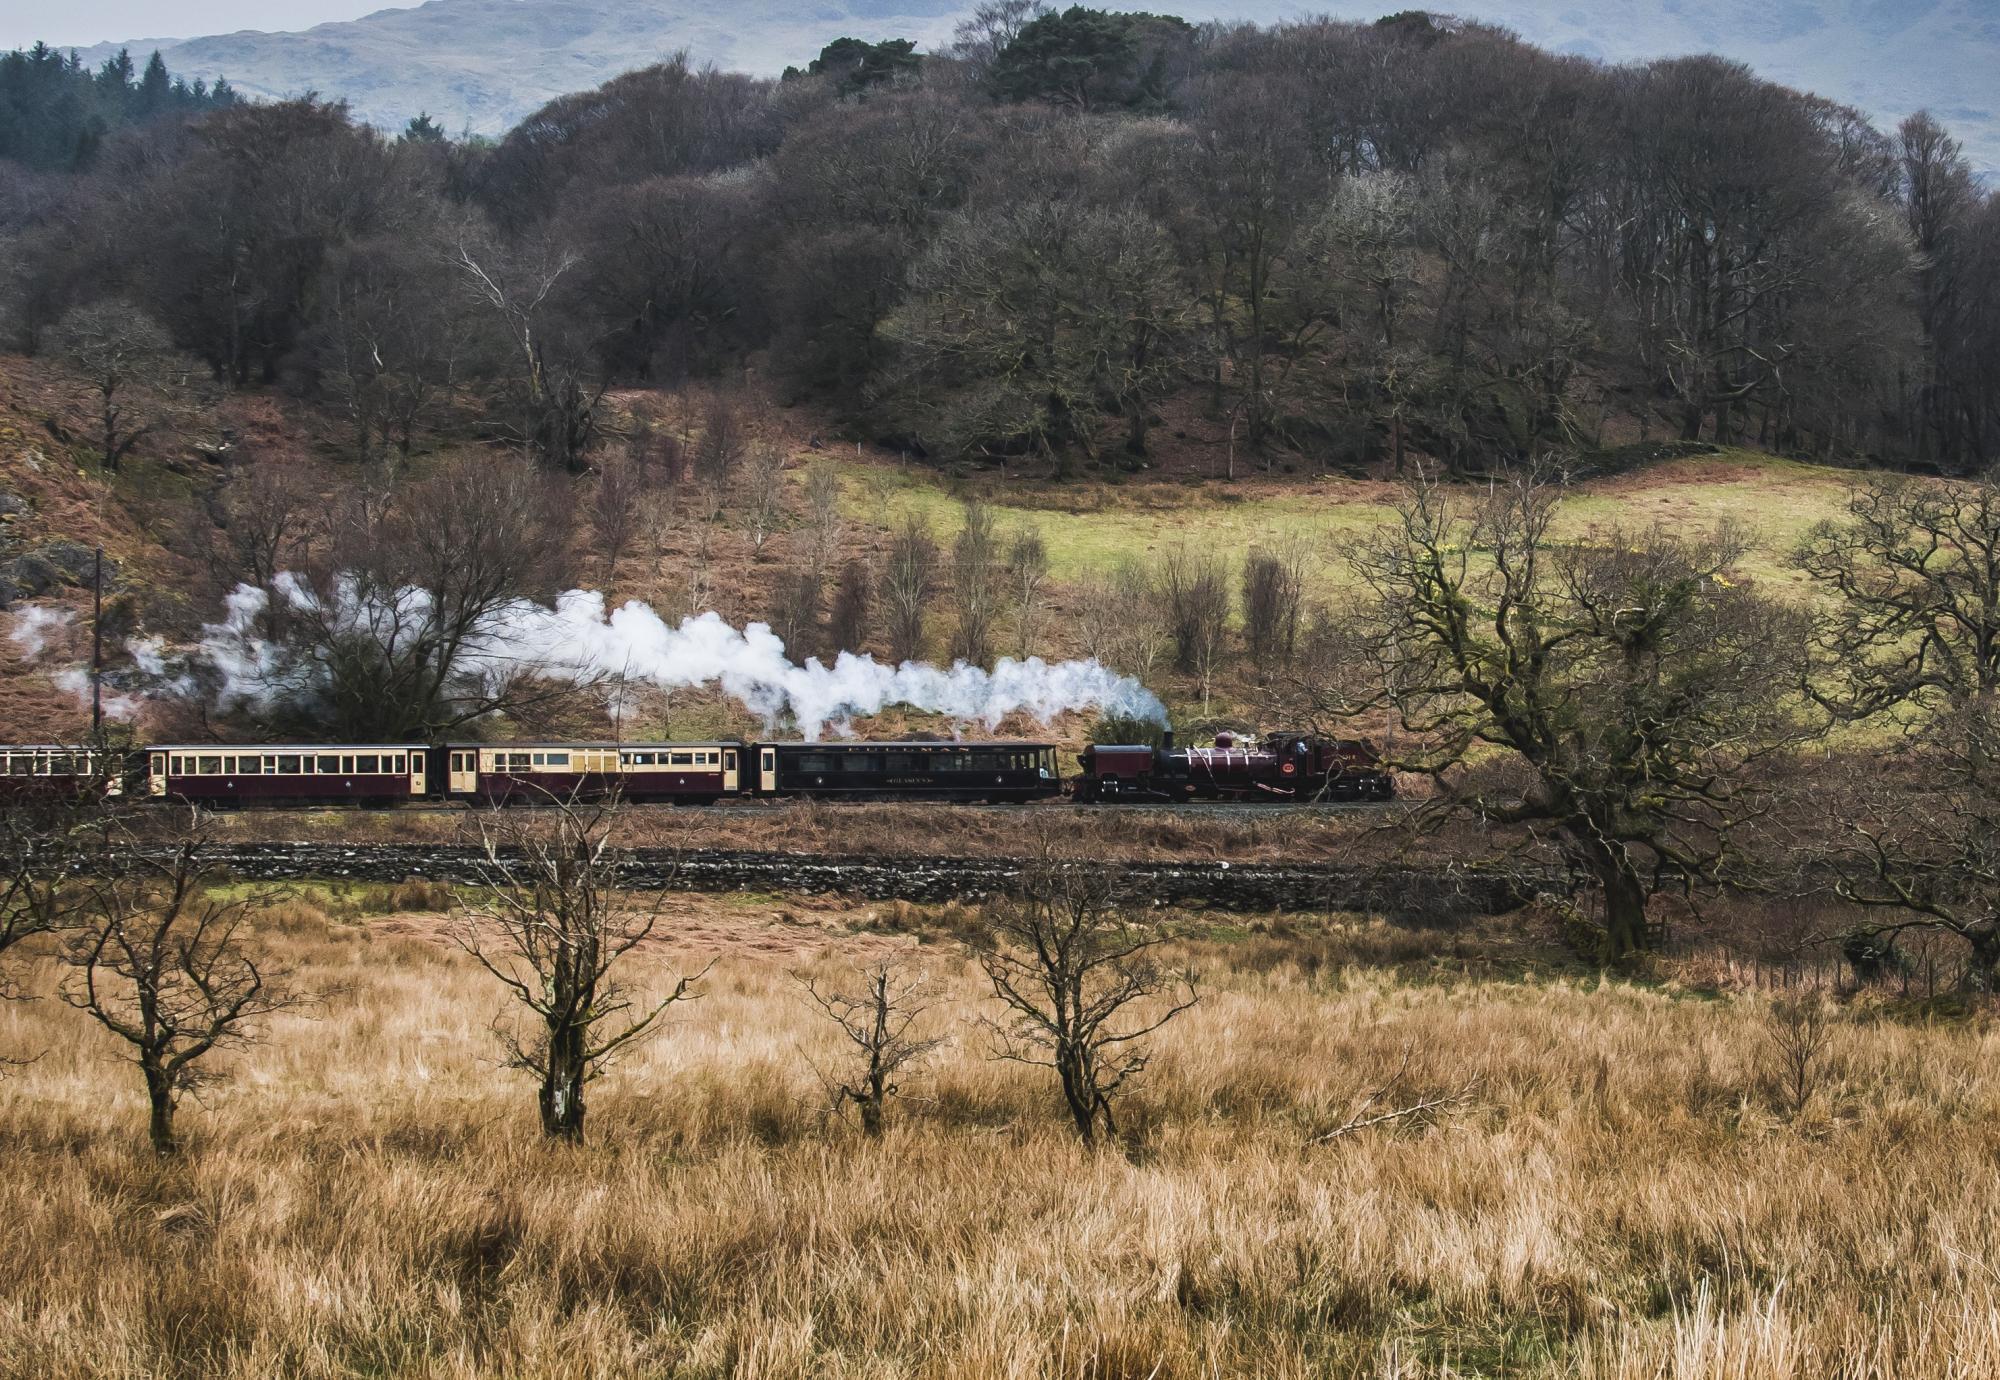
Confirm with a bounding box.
[0,730,1391,808]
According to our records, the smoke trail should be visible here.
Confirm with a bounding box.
[6,605,143,719]
[7,605,73,658]
[197,580,1167,739]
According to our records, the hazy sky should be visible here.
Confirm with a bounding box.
[1,1,393,50]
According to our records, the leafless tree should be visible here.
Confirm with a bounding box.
[60,810,307,1154]
[1241,537,1311,672]
[455,232,605,472]
[1792,474,2000,986]
[1764,994,1835,1122]
[1351,463,1813,963]
[951,499,1001,665]
[48,299,175,472]
[740,440,789,557]
[802,462,846,583]
[1,787,103,1007]
[691,396,745,489]
[246,452,578,739]
[949,0,1050,79]
[794,959,946,1137]
[452,794,706,1141]
[883,514,939,664]
[972,838,1197,1147]
[202,457,314,640]
[771,567,823,658]
[592,454,644,584]
[828,558,874,655]
[1161,543,1231,709]
[1007,526,1050,659]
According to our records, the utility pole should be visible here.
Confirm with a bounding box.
[91,545,103,736]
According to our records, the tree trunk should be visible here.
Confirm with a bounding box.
[1595,856,1651,965]
[539,1024,587,1140]
[1966,927,2000,993]
[1059,1050,1097,1146]
[143,1058,177,1155]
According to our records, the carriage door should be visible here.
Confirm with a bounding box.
[722,749,740,793]
[148,752,167,797]
[448,749,477,795]
[759,748,777,794]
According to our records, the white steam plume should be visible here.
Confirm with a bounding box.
[197,580,1167,739]
[7,605,73,658]
[6,606,142,719]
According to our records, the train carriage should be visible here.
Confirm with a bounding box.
[749,740,1060,802]
[0,745,126,801]
[442,742,739,805]
[148,744,427,806]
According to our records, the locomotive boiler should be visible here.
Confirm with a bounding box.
[1071,729,1393,803]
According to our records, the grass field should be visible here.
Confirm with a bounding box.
[4,894,1997,1379]
[833,451,1860,598]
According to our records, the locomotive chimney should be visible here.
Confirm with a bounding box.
[1161,724,1174,753]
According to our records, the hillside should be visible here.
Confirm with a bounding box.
[64,0,2000,172]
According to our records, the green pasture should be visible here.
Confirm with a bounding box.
[826,449,1862,598]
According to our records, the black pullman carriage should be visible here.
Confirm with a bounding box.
[753,741,1060,802]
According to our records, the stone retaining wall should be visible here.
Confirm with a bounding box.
[181,844,1548,922]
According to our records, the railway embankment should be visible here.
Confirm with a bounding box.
[162,843,1548,920]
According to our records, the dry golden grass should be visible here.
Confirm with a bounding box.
[2,898,1998,1379]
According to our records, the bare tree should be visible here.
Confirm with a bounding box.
[972,839,1197,1147]
[203,458,314,639]
[1161,543,1231,709]
[1007,525,1050,659]
[60,811,306,1154]
[802,462,846,584]
[951,499,1001,665]
[47,299,175,473]
[883,514,939,663]
[1791,474,2000,986]
[1764,994,1835,1122]
[1,787,103,1007]
[455,233,605,472]
[592,454,644,584]
[828,558,874,655]
[1241,537,1311,672]
[1352,464,1813,963]
[771,566,823,658]
[794,960,946,1137]
[452,795,706,1141]
[690,397,745,490]
[740,440,789,557]
[949,0,1050,79]
[241,452,578,739]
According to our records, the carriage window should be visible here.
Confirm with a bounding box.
[237,756,263,774]
[796,754,833,773]
[884,754,922,773]
[669,751,693,766]
[311,755,336,774]
[355,755,379,774]
[198,756,223,775]
[547,752,570,768]
[337,756,353,774]
[277,755,301,774]
[9,755,29,776]
[508,753,532,770]
[391,755,406,774]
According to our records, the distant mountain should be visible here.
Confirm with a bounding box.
[68,0,1999,172]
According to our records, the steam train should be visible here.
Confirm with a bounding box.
[0,730,1392,808]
